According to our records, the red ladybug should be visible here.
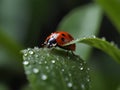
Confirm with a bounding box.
[43,31,75,51]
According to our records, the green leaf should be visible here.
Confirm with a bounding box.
[0,30,23,60]
[21,47,90,90]
[94,0,120,33]
[57,4,103,59]
[64,37,120,63]
[0,0,29,41]
[0,83,8,90]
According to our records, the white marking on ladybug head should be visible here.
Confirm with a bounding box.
[50,33,59,39]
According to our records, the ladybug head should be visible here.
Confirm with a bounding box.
[44,37,57,48]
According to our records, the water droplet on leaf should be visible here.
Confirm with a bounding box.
[69,73,72,76]
[46,66,49,69]
[23,61,29,65]
[29,50,34,55]
[24,53,28,57]
[81,84,85,90]
[47,53,50,57]
[91,35,96,38]
[27,48,31,51]
[83,37,86,39]
[111,41,115,46]
[65,77,69,81]
[80,67,84,70]
[51,60,55,63]
[35,54,39,58]
[87,68,90,71]
[86,77,90,82]
[44,61,47,64]
[34,47,39,50]
[101,37,106,41]
[41,74,47,80]
[67,56,70,59]
[39,61,42,64]
[61,69,64,72]
[67,82,73,87]
[26,70,31,75]
[33,68,39,74]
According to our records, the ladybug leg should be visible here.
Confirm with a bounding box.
[41,41,47,48]
[41,43,45,47]
[69,50,75,56]
[66,50,74,56]
[71,51,75,55]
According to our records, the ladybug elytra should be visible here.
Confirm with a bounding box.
[43,31,76,51]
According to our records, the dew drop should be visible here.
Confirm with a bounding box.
[81,84,85,90]
[41,56,45,59]
[65,77,69,81]
[115,44,118,48]
[33,68,39,73]
[72,66,75,69]
[29,50,34,55]
[86,77,90,82]
[83,61,86,64]
[83,37,86,39]
[26,70,31,75]
[44,61,47,64]
[111,41,115,46]
[47,53,50,57]
[93,35,96,38]
[56,56,59,61]
[69,73,72,77]
[46,66,49,69]
[34,47,39,50]
[67,82,73,87]
[61,69,64,72]
[24,53,28,57]
[101,37,106,41]
[91,35,96,38]
[76,38,79,41]
[80,67,84,70]
[27,57,31,60]
[67,56,70,59]
[34,47,40,52]
[39,61,42,64]
[35,54,39,58]
[41,74,47,80]
[23,61,29,65]
[80,63,83,66]
[51,60,55,64]
[27,48,31,51]
[87,68,90,71]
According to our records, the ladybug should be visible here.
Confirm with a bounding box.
[43,31,76,51]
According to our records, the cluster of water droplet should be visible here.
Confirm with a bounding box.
[22,47,48,81]
[21,47,90,90]
[80,35,119,50]
[97,36,118,48]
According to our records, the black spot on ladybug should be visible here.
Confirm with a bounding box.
[61,37,65,42]
[62,34,66,37]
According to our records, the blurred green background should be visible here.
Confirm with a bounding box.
[0,0,120,90]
